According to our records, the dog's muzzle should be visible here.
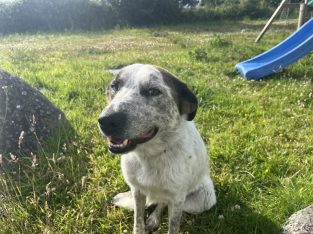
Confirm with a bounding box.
[98,112,158,154]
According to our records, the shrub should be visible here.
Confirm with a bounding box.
[0,0,117,34]
[209,35,231,48]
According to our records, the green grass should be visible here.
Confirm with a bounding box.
[0,19,313,233]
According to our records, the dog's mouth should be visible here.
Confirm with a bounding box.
[107,127,158,154]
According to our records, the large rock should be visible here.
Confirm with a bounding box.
[282,204,313,234]
[0,69,69,158]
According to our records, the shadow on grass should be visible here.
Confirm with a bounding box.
[0,121,89,222]
[183,193,280,234]
[242,65,313,83]
[151,188,280,234]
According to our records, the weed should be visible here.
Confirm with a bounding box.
[189,47,209,62]
[209,34,231,48]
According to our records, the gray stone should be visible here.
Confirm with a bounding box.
[0,69,69,158]
[282,204,313,234]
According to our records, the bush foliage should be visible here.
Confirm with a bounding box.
[0,0,278,34]
[0,0,117,34]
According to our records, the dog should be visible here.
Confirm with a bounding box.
[98,64,216,234]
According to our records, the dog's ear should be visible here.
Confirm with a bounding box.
[158,67,198,121]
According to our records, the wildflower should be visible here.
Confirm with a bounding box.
[52,153,56,164]
[62,143,67,151]
[57,173,64,180]
[16,105,21,109]
[231,204,241,212]
[9,153,18,163]
[56,156,66,162]
[18,131,25,149]
[32,115,37,125]
[81,176,86,187]
[31,152,38,168]
[218,214,224,220]
[45,182,52,196]
[45,200,49,210]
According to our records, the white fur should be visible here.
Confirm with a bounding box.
[120,120,216,211]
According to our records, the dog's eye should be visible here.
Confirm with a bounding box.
[110,82,119,92]
[147,88,161,96]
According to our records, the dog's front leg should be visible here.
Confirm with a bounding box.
[168,200,184,234]
[133,189,146,234]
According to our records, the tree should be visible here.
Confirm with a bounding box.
[104,0,182,25]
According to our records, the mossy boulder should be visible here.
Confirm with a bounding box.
[282,204,313,234]
[0,70,69,159]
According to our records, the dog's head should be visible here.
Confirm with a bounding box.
[98,64,198,154]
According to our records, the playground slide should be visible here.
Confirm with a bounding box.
[236,18,313,80]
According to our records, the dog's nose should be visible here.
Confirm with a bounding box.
[98,112,127,136]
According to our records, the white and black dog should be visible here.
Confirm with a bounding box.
[98,64,216,234]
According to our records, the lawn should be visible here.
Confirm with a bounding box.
[0,19,313,234]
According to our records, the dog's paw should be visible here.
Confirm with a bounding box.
[145,214,160,233]
[112,191,134,210]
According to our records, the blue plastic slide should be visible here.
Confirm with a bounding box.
[236,18,313,80]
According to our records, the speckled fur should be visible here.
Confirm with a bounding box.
[100,64,216,234]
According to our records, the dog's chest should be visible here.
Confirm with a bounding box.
[136,165,177,202]
[121,149,195,202]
